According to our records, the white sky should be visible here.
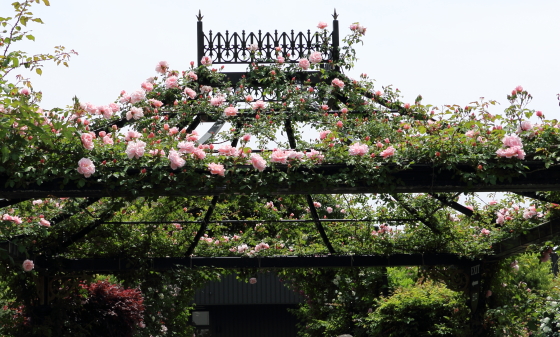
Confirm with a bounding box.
[2,0,559,119]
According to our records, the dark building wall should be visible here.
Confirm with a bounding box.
[192,272,303,336]
[194,271,302,305]
[204,304,299,337]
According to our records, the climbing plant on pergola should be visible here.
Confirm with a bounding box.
[1,4,560,336]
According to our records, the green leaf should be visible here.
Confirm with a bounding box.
[1,145,8,163]
[25,34,35,41]
[35,67,42,75]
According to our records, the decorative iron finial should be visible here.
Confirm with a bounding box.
[196,10,204,21]
[332,8,339,20]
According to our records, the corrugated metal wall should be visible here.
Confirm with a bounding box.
[194,272,302,305]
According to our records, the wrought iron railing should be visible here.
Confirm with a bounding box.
[197,10,340,66]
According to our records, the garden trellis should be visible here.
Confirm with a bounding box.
[1,8,560,334]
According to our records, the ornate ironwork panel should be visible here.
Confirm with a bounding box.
[203,29,332,64]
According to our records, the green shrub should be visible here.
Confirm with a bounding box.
[365,281,470,336]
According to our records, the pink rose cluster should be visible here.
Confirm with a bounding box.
[331,78,344,89]
[523,205,540,219]
[349,23,367,35]
[317,21,327,29]
[82,102,120,119]
[2,214,23,224]
[496,208,513,225]
[496,135,525,160]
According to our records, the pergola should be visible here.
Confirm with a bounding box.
[1,10,558,334]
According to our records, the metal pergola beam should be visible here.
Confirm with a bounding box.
[34,254,474,272]
[3,162,560,198]
[491,217,560,259]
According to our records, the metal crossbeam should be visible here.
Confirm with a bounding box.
[34,254,473,272]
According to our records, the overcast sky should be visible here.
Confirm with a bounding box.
[2,0,559,119]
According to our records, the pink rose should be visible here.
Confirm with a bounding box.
[380,146,395,158]
[319,130,331,140]
[249,277,257,284]
[81,133,94,150]
[250,153,267,172]
[252,100,266,110]
[178,141,196,154]
[481,228,490,235]
[141,82,154,91]
[245,95,254,102]
[298,58,310,70]
[515,85,523,93]
[326,207,333,213]
[270,149,289,164]
[130,90,146,104]
[126,107,144,120]
[155,61,169,74]
[306,149,324,163]
[331,78,345,89]
[102,135,113,145]
[39,218,51,227]
[242,134,251,142]
[109,103,119,113]
[349,142,368,156]
[201,56,212,66]
[224,106,238,116]
[148,99,164,108]
[187,71,198,81]
[502,134,523,148]
[519,121,532,131]
[193,148,206,160]
[277,56,285,64]
[210,95,225,107]
[168,127,179,136]
[125,140,146,159]
[247,44,258,52]
[184,87,196,99]
[168,150,186,170]
[22,259,34,272]
[124,130,142,142]
[287,151,304,160]
[217,145,237,157]
[317,21,327,29]
[165,76,179,89]
[77,158,95,178]
[186,130,199,142]
[309,51,322,64]
[208,163,225,176]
